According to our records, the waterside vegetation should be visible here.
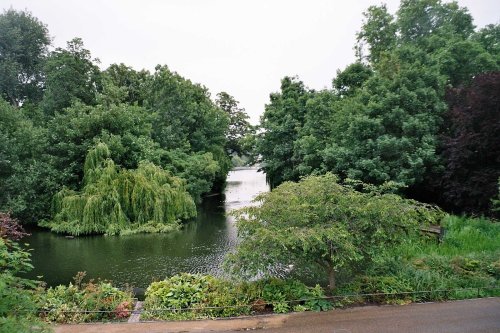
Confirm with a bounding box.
[0,0,499,330]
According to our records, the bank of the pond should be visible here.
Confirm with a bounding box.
[23,168,269,289]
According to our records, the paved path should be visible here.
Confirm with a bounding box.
[54,297,500,333]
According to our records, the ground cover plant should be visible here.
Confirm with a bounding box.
[142,273,331,321]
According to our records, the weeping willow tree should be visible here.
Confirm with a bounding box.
[41,143,196,235]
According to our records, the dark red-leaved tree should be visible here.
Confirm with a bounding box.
[438,72,500,217]
[0,212,28,241]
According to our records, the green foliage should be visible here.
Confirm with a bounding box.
[0,9,50,105]
[41,38,101,116]
[339,215,500,304]
[356,4,397,63]
[146,65,231,194]
[396,0,474,43]
[324,64,446,186]
[0,100,58,221]
[226,174,444,291]
[37,273,133,323]
[41,143,196,235]
[215,92,254,156]
[0,215,50,333]
[46,102,159,189]
[160,149,220,203]
[258,77,310,187]
[143,273,330,320]
[407,216,500,256]
[147,66,229,153]
[258,1,499,216]
[473,24,500,62]
[102,63,151,106]
[333,62,373,97]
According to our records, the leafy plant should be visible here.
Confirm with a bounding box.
[339,215,500,305]
[0,212,50,333]
[143,274,332,321]
[38,273,133,323]
[41,142,196,235]
[226,173,444,292]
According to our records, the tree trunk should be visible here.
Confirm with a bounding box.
[327,264,336,294]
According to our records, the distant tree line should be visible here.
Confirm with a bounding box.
[256,0,500,217]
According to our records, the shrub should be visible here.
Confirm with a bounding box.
[142,273,332,320]
[38,273,133,323]
[0,212,50,333]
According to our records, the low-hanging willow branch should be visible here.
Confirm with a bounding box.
[42,143,196,236]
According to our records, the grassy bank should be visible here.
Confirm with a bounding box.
[338,216,499,304]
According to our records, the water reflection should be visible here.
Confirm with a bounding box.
[23,167,268,288]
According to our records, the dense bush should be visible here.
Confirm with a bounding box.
[37,273,133,323]
[142,273,330,320]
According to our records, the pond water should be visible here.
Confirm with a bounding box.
[23,167,268,289]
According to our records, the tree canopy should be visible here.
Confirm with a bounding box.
[41,38,102,116]
[0,9,252,231]
[226,174,444,291]
[216,92,254,157]
[0,9,50,105]
[256,0,500,216]
[437,72,500,217]
[41,143,196,235]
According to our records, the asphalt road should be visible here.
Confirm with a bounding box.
[54,297,500,333]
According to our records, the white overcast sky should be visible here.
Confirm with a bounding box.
[2,0,499,123]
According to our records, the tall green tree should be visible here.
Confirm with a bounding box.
[356,4,397,64]
[332,62,373,97]
[215,92,253,156]
[42,38,101,115]
[46,102,159,190]
[357,0,496,86]
[147,65,231,190]
[258,77,310,187]
[258,0,499,207]
[0,9,50,106]
[323,62,447,186]
[396,0,474,43]
[102,63,151,106]
[0,99,57,221]
[473,24,500,60]
[293,90,338,177]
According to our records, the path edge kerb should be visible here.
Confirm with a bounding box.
[53,297,500,333]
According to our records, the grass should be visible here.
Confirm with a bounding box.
[403,216,499,257]
[338,215,500,304]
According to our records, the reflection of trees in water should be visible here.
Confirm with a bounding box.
[24,168,269,288]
